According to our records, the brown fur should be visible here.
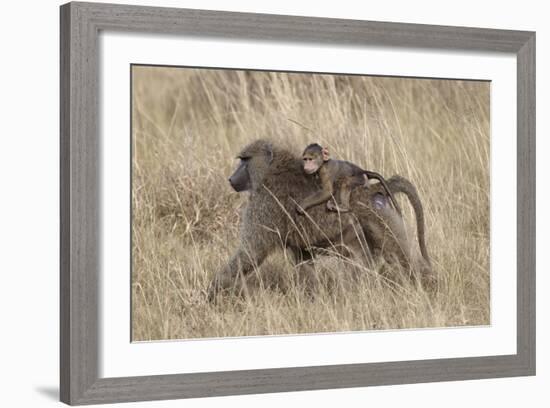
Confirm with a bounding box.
[298,143,401,215]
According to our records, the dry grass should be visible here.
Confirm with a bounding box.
[131,65,490,341]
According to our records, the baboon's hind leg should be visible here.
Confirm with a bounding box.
[288,246,321,296]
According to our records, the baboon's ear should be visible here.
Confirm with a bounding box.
[322,147,330,162]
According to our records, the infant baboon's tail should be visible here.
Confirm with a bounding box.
[387,175,430,266]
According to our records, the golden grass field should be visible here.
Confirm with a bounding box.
[131,65,490,341]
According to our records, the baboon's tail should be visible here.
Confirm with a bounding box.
[387,175,431,265]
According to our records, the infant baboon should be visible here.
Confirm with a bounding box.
[297,143,400,215]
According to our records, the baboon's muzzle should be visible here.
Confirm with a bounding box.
[228,161,251,192]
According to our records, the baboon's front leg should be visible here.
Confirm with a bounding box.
[208,244,268,301]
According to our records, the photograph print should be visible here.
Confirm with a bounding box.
[131,65,490,341]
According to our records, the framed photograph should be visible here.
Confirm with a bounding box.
[60,2,535,405]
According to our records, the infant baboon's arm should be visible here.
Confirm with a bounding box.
[297,165,334,214]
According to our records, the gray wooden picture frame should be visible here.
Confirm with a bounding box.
[60,1,536,405]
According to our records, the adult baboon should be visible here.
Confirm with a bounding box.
[208,139,432,299]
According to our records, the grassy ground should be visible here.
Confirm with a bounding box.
[131,66,490,341]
